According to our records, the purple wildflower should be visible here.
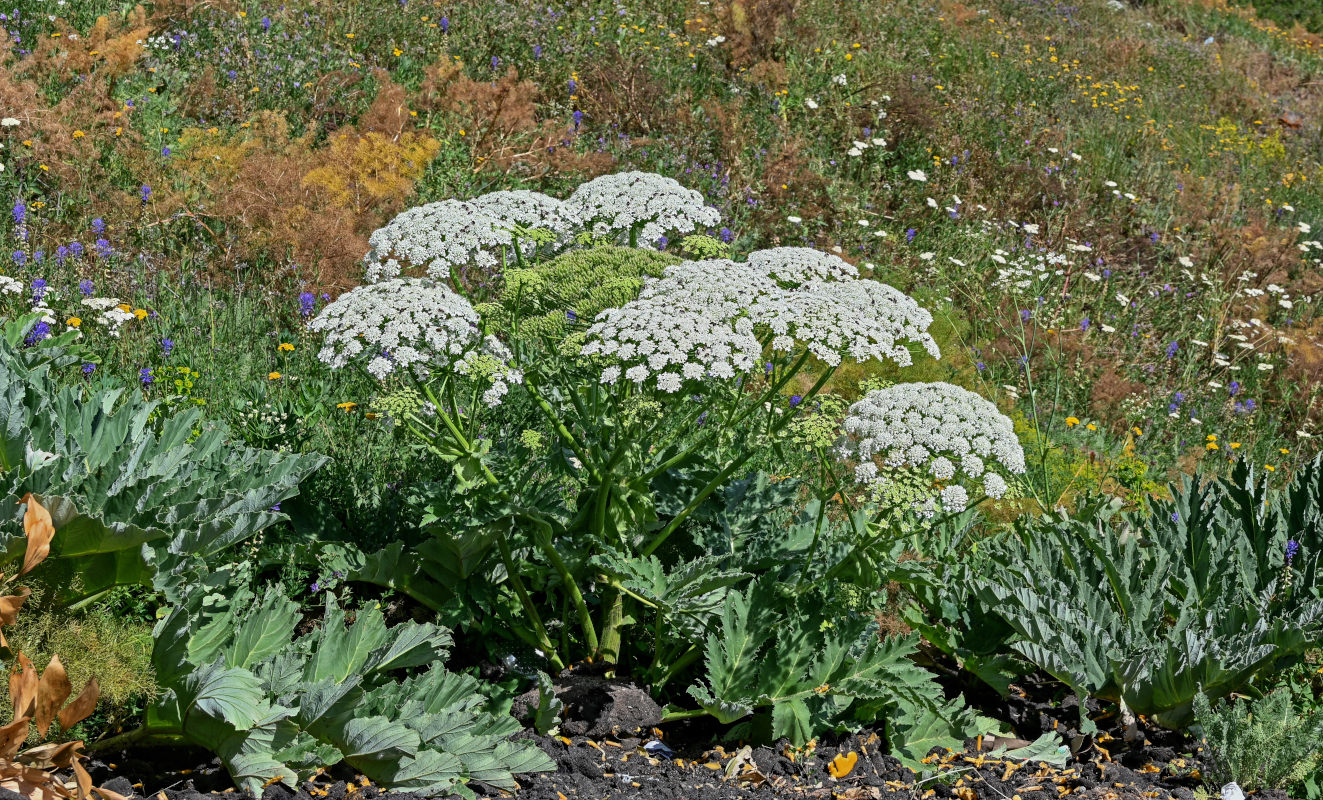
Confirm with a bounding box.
[23,321,50,347]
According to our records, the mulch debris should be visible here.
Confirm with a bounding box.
[82,729,1204,800]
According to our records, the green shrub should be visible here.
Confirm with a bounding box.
[970,458,1323,726]
[1194,690,1323,792]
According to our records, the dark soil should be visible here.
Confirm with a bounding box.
[80,673,1206,800]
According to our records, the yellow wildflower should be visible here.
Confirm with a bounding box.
[268,371,282,381]
[133,308,148,319]
[337,402,358,412]
[67,317,81,327]
[1065,416,1079,427]
[278,342,295,352]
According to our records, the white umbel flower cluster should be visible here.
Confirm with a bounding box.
[582,250,941,387]
[747,247,859,284]
[580,292,760,390]
[310,278,485,380]
[80,297,135,336]
[637,258,765,309]
[363,200,511,283]
[839,382,1025,513]
[564,171,720,246]
[470,190,577,242]
[755,279,940,367]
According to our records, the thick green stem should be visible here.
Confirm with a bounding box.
[87,727,189,754]
[528,516,599,656]
[654,645,703,692]
[524,372,600,481]
[596,589,624,665]
[496,530,565,670]
[642,365,836,557]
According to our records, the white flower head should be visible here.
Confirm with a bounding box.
[470,189,578,243]
[563,171,720,246]
[839,382,1025,512]
[581,275,762,389]
[747,247,859,283]
[310,278,486,380]
[752,279,940,367]
[363,199,510,283]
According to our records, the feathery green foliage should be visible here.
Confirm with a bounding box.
[1194,690,1323,792]
[480,245,680,339]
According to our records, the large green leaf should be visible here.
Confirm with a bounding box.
[153,583,552,796]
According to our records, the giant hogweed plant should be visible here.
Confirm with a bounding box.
[310,173,1026,749]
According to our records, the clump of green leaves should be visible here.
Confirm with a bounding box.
[148,573,553,797]
[972,458,1323,726]
[0,329,325,605]
[1194,690,1323,792]
[685,578,990,767]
